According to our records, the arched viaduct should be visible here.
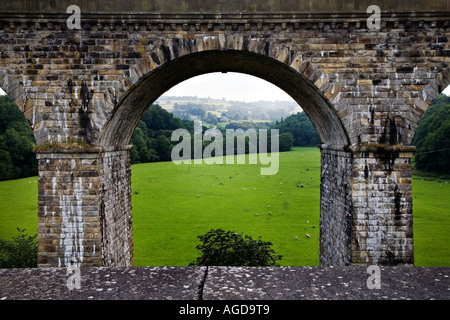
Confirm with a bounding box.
[0,0,448,267]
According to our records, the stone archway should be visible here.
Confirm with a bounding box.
[1,5,447,267]
[100,50,349,147]
[96,49,354,267]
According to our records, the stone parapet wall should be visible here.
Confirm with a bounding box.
[1,0,449,13]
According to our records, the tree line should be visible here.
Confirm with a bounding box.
[130,104,295,164]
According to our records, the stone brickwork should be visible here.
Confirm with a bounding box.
[0,2,449,267]
[319,146,353,266]
[36,146,133,267]
[99,147,134,267]
[36,148,104,267]
[350,145,415,266]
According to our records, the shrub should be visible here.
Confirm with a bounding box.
[0,228,38,268]
[190,228,282,266]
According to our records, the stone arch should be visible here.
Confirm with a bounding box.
[100,50,349,148]
[94,49,357,266]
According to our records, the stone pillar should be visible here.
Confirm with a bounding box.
[99,146,134,267]
[350,145,415,266]
[319,144,414,266]
[319,145,354,266]
[36,146,133,267]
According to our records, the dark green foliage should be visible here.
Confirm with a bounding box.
[412,94,450,149]
[412,94,450,174]
[0,228,38,268]
[141,104,183,132]
[278,132,293,152]
[0,95,37,181]
[153,135,172,161]
[415,120,450,173]
[130,105,311,164]
[273,112,319,147]
[130,104,181,164]
[190,229,282,266]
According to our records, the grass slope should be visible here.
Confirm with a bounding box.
[412,176,450,266]
[0,148,448,266]
[131,147,321,266]
[0,177,38,238]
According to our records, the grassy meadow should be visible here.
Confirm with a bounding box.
[131,147,321,266]
[0,147,449,266]
[0,176,38,238]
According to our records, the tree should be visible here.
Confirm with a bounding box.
[204,112,219,125]
[0,149,14,180]
[139,146,152,163]
[154,135,172,161]
[412,94,450,149]
[0,96,29,134]
[412,93,450,173]
[415,120,450,173]
[131,127,146,150]
[279,132,293,152]
[190,229,282,266]
[129,105,190,164]
[130,146,141,164]
[273,112,319,147]
[0,95,38,180]
[141,104,182,132]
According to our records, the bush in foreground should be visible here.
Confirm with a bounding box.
[190,228,282,266]
[0,228,37,268]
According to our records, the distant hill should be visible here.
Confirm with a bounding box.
[155,96,301,123]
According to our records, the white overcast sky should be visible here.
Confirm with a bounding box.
[1,72,449,101]
[161,72,294,102]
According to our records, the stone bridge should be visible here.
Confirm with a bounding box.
[0,0,448,267]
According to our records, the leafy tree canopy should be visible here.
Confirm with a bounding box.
[0,228,38,268]
[273,112,319,147]
[190,228,282,267]
[412,93,450,174]
[0,95,37,180]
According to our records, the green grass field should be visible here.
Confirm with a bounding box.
[411,176,450,266]
[0,177,38,239]
[131,147,321,266]
[0,147,449,266]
